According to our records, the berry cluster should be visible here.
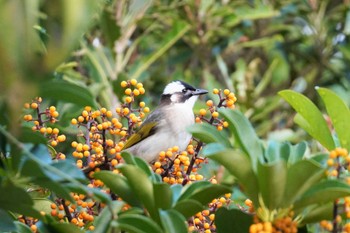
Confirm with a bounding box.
[250,213,298,233]
[71,106,125,170]
[23,97,66,149]
[188,193,232,233]
[320,147,350,232]
[152,145,206,185]
[196,88,236,131]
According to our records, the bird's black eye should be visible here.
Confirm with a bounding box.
[182,88,187,93]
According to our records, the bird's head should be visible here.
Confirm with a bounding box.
[160,81,208,108]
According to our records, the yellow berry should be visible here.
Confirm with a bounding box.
[71,118,78,125]
[199,109,206,116]
[125,96,132,103]
[138,87,145,94]
[121,81,128,87]
[212,111,219,118]
[206,100,214,107]
[51,140,58,147]
[143,107,150,113]
[31,102,38,109]
[139,102,145,108]
[130,79,137,86]
[125,88,132,95]
[213,88,219,94]
[57,135,66,142]
[24,103,30,108]
[133,89,140,96]
[52,128,59,134]
[223,89,230,95]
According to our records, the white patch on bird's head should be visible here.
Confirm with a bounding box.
[162,81,186,95]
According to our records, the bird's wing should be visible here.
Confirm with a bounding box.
[122,121,158,150]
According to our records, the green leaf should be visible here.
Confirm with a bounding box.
[94,201,124,233]
[39,80,97,108]
[279,90,335,150]
[257,160,287,210]
[288,141,307,165]
[153,183,172,210]
[93,171,140,207]
[39,222,85,233]
[203,144,259,206]
[172,199,203,219]
[0,182,40,218]
[0,209,16,232]
[118,164,159,223]
[19,127,47,144]
[129,20,190,80]
[294,180,350,209]
[184,183,231,206]
[218,109,263,170]
[317,87,350,151]
[177,181,211,202]
[33,198,54,215]
[170,184,182,204]
[283,160,325,207]
[187,123,231,148]
[300,203,333,224]
[215,208,253,233]
[14,222,33,233]
[160,209,187,233]
[116,214,163,233]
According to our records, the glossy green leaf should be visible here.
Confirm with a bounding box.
[257,160,287,210]
[187,123,231,148]
[317,87,350,151]
[39,80,97,108]
[14,222,33,233]
[19,127,47,144]
[265,141,290,163]
[185,184,231,206]
[283,160,325,207]
[39,222,85,233]
[177,181,212,202]
[219,109,263,169]
[118,164,159,223]
[93,171,140,207]
[0,209,16,232]
[116,214,163,233]
[215,208,252,233]
[154,183,172,210]
[294,180,350,209]
[279,90,335,150]
[288,141,307,165]
[94,201,124,233]
[170,184,182,204]
[300,203,333,224]
[32,198,54,215]
[160,209,187,233]
[0,182,39,218]
[173,199,203,219]
[203,143,259,205]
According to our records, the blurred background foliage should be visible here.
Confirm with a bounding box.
[2,0,350,143]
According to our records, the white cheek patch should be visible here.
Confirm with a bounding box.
[163,81,184,95]
[170,93,180,102]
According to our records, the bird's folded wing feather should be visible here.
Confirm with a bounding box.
[122,121,158,150]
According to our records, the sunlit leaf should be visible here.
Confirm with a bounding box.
[317,87,350,151]
[279,90,335,150]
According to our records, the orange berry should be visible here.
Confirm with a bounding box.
[223,89,230,95]
[199,109,206,116]
[206,100,214,107]
[31,102,38,109]
[125,88,132,95]
[213,88,219,94]
[212,111,219,118]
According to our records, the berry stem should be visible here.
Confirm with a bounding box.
[60,198,73,222]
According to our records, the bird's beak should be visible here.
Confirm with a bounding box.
[192,88,208,96]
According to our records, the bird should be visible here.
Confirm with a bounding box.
[123,80,208,162]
